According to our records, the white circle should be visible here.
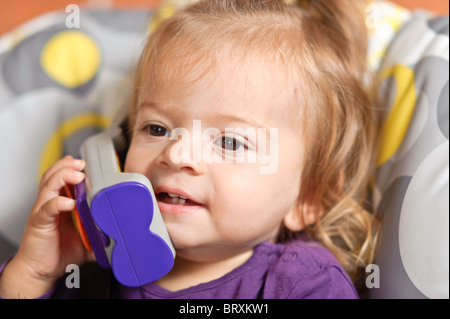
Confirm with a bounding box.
[399,141,449,299]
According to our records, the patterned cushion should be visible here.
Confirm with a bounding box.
[371,12,449,299]
[0,8,152,251]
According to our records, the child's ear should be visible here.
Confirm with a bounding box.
[283,200,319,232]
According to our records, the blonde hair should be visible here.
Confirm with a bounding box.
[128,0,380,282]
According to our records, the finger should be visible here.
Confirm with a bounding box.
[33,196,76,228]
[35,168,85,209]
[40,156,85,188]
[43,168,85,193]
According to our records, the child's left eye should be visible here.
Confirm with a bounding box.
[215,136,247,152]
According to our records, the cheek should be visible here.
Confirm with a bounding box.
[123,145,139,173]
[123,141,155,175]
[207,169,262,231]
[209,166,299,239]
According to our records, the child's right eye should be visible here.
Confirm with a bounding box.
[143,124,170,137]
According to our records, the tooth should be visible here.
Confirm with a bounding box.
[171,197,179,204]
[179,199,186,205]
[168,193,179,198]
[179,195,187,200]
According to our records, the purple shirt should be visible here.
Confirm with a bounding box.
[1,240,358,299]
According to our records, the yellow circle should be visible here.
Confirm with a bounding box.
[40,31,101,88]
[38,113,111,181]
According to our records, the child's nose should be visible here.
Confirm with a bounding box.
[158,131,206,175]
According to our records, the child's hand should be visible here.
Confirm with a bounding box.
[0,156,88,298]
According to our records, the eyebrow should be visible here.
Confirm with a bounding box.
[139,101,165,112]
[139,101,267,129]
[206,113,266,130]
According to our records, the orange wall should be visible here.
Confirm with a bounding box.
[0,0,160,35]
[394,0,448,15]
[0,0,448,35]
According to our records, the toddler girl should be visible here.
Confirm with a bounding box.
[0,0,379,299]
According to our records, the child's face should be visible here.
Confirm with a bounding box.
[125,57,305,262]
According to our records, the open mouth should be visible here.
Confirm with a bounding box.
[156,192,202,206]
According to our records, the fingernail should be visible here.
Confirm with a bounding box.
[66,198,76,206]
[75,171,85,179]
[75,159,85,168]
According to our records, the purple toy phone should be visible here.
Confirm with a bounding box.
[74,128,175,287]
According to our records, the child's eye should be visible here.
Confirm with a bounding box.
[215,136,247,152]
[144,124,170,137]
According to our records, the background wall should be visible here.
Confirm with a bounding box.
[0,0,160,35]
[0,0,448,35]
[394,0,448,15]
